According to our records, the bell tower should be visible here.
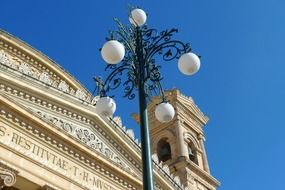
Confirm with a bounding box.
[148,89,220,190]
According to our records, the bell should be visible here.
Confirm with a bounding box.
[158,146,171,162]
[160,147,170,156]
[188,147,195,161]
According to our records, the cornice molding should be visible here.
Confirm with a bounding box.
[178,94,209,123]
[187,161,220,188]
[0,48,95,104]
[0,30,87,93]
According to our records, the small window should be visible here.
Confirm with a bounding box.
[157,139,171,162]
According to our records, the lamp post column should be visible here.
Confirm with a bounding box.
[97,8,201,189]
[136,26,154,190]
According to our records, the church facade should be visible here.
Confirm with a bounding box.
[0,30,220,190]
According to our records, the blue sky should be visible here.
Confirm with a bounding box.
[1,0,285,189]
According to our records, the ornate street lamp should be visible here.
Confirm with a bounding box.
[94,7,200,190]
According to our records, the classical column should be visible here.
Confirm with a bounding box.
[0,162,17,190]
[198,134,210,173]
[176,120,188,158]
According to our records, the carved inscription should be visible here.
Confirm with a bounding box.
[0,124,120,190]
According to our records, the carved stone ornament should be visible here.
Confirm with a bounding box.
[152,153,159,163]
[187,173,195,184]
[18,62,32,75]
[75,89,87,100]
[0,50,11,66]
[113,116,123,127]
[126,129,135,139]
[173,176,181,186]
[0,49,99,113]
[39,72,53,85]
[0,162,17,189]
[162,164,170,175]
[57,81,69,92]
[0,49,76,95]
[91,96,100,105]
[34,109,133,173]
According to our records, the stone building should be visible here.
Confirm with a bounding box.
[0,30,220,190]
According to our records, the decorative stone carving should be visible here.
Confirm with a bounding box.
[39,72,53,85]
[113,116,123,127]
[58,81,69,92]
[0,50,80,95]
[75,89,87,100]
[18,62,31,75]
[126,129,134,139]
[152,154,159,163]
[187,173,195,184]
[34,110,133,174]
[85,95,92,102]
[50,117,73,133]
[0,50,11,66]
[173,176,181,186]
[162,164,170,175]
[91,96,100,105]
[69,88,75,96]
[135,139,139,145]
[0,162,17,189]
[0,108,137,189]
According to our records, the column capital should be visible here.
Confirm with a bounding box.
[0,162,18,189]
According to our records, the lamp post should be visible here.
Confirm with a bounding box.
[94,7,200,190]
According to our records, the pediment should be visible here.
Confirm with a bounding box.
[0,94,141,189]
[0,92,140,179]
[169,90,209,126]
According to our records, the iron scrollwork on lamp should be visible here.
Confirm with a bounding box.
[93,7,200,190]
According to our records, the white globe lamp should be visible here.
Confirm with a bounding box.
[101,40,125,64]
[178,52,200,75]
[129,9,147,26]
[96,96,116,117]
[155,102,175,123]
